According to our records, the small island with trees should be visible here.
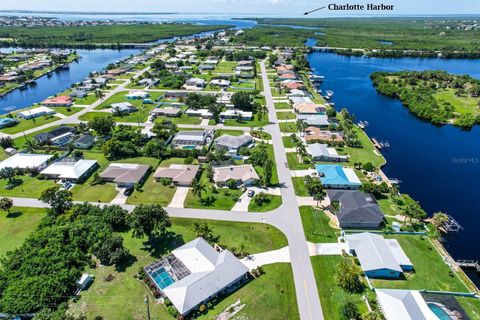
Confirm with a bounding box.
[370,70,480,128]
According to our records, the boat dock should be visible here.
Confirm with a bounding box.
[457,260,480,273]
[371,138,382,149]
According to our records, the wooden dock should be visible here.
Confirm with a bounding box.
[371,138,382,149]
[457,260,480,272]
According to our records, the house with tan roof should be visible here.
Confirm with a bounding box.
[305,127,344,143]
[153,164,200,186]
[213,164,259,187]
[99,163,151,188]
[294,103,327,115]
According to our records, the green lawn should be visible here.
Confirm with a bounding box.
[71,182,118,203]
[69,218,293,320]
[371,235,469,292]
[275,102,292,110]
[286,153,312,170]
[95,91,163,110]
[282,135,298,148]
[311,255,371,320]
[433,88,480,115]
[223,113,269,128]
[248,194,282,212]
[300,206,339,243]
[78,111,111,121]
[279,122,297,133]
[156,114,202,125]
[336,126,386,168]
[457,297,480,319]
[73,94,99,105]
[0,207,47,257]
[214,129,245,137]
[214,60,237,73]
[276,111,296,120]
[52,106,84,116]
[0,175,57,198]
[184,187,243,210]
[79,106,155,123]
[126,175,176,206]
[159,157,199,167]
[0,115,60,134]
[250,144,279,186]
[292,177,309,196]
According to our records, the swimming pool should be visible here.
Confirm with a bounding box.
[182,145,196,150]
[427,303,452,320]
[149,267,175,289]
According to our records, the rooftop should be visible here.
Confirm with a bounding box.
[376,289,437,320]
[40,159,97,180]
[315,164,361,187]
[0,153,53,170]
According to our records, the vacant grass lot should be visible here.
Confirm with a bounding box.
[156,114,202,125]
[126,175,176,206]
[69,218,293,320]
[282,135,298,148]
[223,113,269,128]
[371,235,468,292]
[275,102,292,110]
[71,182,118,203]
[300,206,339,243]
[292,177,309,196]
[248,194,282,212]
[276,111,296,120]
[286,153,312,170]
[433,88,480,115]
[0,175,56,198]
[52,106,84,116]
[279,121,297,133]
[0,114,60,134]
[0,207,47,257]
[73,94,99,105]
[337,126,386,168]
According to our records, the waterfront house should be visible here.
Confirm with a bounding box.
[40,158,98,182]
[281,81,305,90]
[42,95,73,107]
[153,164,200,186]
[0,117,18,129]
[307,143,348,162]
[145,238,249,316]
[326,190,385,228]
[315,164,361,189]
[69,90,88,99]
[345,232,413,278]
[213,164,260,187]
[0,153,52,172]
[17,106,55,120]
[305,127,344,143]
[297,114,330,128]
[375,289,438,320]
[99,163,151,188]
[293,103,326,115]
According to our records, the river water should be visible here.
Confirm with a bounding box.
[307,51,480,285]
[0,48,140,114]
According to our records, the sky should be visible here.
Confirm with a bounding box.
[0,0,479,16]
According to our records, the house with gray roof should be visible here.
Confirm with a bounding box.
[297,114,330,128]
[214,134,253,154]
[327,190,384,228]
[171,130,212,149]
[308,143,348,162]
[345,232,413,278]
[145,238,249,316]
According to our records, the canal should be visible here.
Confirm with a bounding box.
[0,48,141,114]
[308,51,480,285]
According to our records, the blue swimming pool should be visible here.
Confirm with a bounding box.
[182,146,196,150]
[427,303,452,320]
[150,267,175,289]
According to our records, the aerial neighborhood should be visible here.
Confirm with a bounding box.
[0,15,478,320]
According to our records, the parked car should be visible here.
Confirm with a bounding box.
[124,187,134,196]
[247,190,255,197]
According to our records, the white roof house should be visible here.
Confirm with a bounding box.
[126,91,149,99]
[308,143,348,162]
[0,153,53,171]
[210,79,231,87]
[162,238,249,315]
[376,289,437,320]
[219,109,253,120]
[186,108,213,119]
[17,106,55,119]
[345,233,413,278]
[40,159,98,181]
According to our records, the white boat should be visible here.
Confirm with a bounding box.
[326,90,334,97]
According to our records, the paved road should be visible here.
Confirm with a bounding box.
[6,59,324,320]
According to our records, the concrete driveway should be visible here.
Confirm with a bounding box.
[308,242,347,256]
[168,187,190,208]
[232,187,282,212]
[241,246,291,270]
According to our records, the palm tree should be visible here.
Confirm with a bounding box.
[432,212,449,231]
[192,180,206,199]
[95,90,105,101]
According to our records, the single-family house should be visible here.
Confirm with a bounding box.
[146,238,249,316]
[345,232,413,278]
[126,91,149,100]
[315,164,361,189]
[186,109,213,119]
[213,164,259,187]
[219,109,253,121]
[34,126,77,145]
[76,274,93,292]
[305,127,344,143]
[308,143,348,162]
[293,103,326,115]
[199,64,215,71]
[73,134,95,149]
[375,289,438,320]
[214,134,253,154]
[151,107,182,118]
[0,117,18,129]
[153,164,200,186]
[111,102,138,115]
[326,190,385,229]
[185,78,206,89]
[281,81,305,90]
[171,130,212,148]
[99,163,151,188]
[17,106,55,120]
[0,153,52,172]
[40,158,98,182]
[297,114,330,128]
[69,90,88,99]
[209,79,231,88]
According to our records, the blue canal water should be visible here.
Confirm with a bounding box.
[0,48,140,114]
[308,52,480,284]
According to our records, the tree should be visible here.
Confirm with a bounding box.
[0,136,14,149]
[362,162,375,172]
[0,197,13,215]
[94,90,105,101]
[254,192,271,206]
[340,301,360,320]
[262,159,274,186]
[102,205,129,231]
[304,175,325,200]
[94,234,130,265]
[0,167,17,184]
[431,211,449,230]
[192,221,217,244]
[335,259,363,293]
[39,187,73,216]
[129,204,171,238]
[89,116,115,136]
[192,180,206,199]
[231,91,253,111]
